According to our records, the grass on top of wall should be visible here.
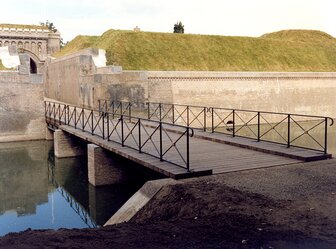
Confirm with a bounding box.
[56,29,336,71]
[0,24,48,30]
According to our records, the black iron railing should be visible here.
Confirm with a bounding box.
[209,107,334,154]
[98,99,132,117]
[98,100,334,154]
[45,101,193,171]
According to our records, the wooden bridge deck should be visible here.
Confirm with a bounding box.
[57,122,302,179]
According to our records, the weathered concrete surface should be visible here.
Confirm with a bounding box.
[146,71,336,118]
[45,128,53,141]
[43,50,336,119]
[0,71,45,142]
[54,129,86,158]
[88,144,131,186]
[105,178,180,226]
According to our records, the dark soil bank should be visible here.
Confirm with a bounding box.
[1,160,336,249]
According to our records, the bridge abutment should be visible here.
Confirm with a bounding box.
[88,144,130,186]
[54,129,86,158]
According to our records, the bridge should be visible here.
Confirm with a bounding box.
[45,100,333,185]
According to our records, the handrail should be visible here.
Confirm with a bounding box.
[45,101,193,171]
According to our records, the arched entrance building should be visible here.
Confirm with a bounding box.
[0,24,61,74]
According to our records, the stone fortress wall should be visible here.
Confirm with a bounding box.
[0,70,45,142]
[1,47,336,142]
[46,50,336,119]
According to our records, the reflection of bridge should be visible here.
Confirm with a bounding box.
[45,100,333,185]
[47,161,97,228]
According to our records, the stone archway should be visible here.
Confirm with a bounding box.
[30,58,37,74]
[18,48,45,74]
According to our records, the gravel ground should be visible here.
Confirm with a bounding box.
[1,159,336,248]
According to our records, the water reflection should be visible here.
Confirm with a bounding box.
[0,140,161,236]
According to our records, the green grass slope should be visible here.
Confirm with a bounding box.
[56,29,336,71]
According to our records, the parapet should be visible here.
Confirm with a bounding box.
[0,27,52,39]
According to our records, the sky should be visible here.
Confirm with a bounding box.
[0,0,333,42]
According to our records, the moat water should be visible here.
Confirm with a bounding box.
[0,141,157,237]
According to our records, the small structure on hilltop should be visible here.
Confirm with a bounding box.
[0,24,61,74]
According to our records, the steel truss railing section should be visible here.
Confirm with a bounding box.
[98,99,132,117]
[112,100,333,154]
[45,101,193,171]
[146,102,208,132]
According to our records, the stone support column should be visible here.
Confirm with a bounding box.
[54,129,85,158]
[45,127,54,141]
[88,144,130,186]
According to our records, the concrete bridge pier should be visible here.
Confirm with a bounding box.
[45,128,54,141]
[88,144,131,186]
[54,129,86,158]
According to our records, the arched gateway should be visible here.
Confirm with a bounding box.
[0,24,61,73]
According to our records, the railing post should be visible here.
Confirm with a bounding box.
[74,107,77,128]
[257,112,260,142]
[91,110,94,135]
[232,110,235,137]
[120,102,123,116]
[82,109,85,132]
[172,104,175,124]
[121,115,124,146]
[58,104,61,125]
[129,103,132,122]
[147,103,150,120]
[102,112,105,139]
[98,100,101,114]
[107,114,110,141]
[211,108,214,133]
[203,107,206,132]
[187,106,190,127]
[63,105,66,124]
[67,105,70,125]
[112,101,115,119]
[159,103,162,121]
[187,127,190,172]
[324,117,328,154]
[287,114,291,148]
[138,119,142,153]
[53,103,56,126]
[159,122,163,161]
[106,100,108,113]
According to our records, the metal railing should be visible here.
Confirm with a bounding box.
[45,101,193,171]
[210,107,334,154]
[99,100,334,154]
[98,99,132,117]
[146,102,208,132]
